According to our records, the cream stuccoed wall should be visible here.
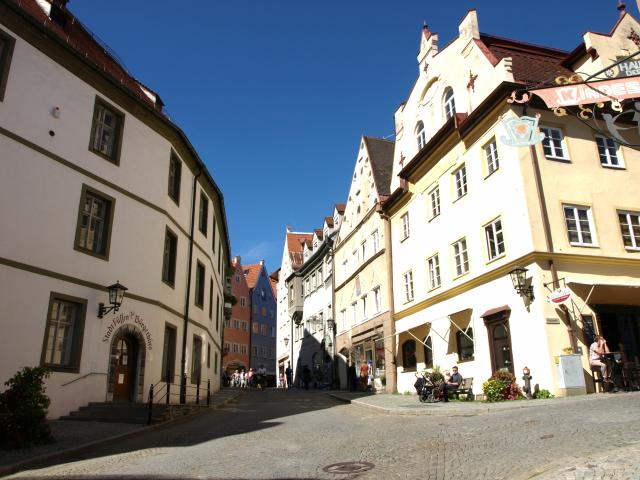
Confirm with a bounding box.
[0,16,226,417]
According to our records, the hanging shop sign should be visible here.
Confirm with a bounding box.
[605,57,640,78]
[529,76,640,109]
[102,310,153,350]
[500,114,545,147]
[548,287,572,306]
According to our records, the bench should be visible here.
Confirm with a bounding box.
[447,377,474,401]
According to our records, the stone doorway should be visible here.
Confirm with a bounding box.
[107,324,146,403]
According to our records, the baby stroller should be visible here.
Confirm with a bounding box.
[414,372,443,403]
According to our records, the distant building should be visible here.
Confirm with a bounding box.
[0,0,230,417]
[244,261,277,378]
[223,257,251,375]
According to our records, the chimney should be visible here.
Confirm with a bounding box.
[259,259,265,266]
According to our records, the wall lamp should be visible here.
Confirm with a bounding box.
[98,281,128,318]
[509,266,534,302]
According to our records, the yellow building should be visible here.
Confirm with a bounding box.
[384,10,640,396]
[334,136,396,392]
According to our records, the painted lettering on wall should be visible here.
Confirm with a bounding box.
[102,311,153,351]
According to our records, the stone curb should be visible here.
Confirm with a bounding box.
[0,392,242,479]
[327,391,635,417]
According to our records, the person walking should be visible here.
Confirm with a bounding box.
[285,362,293,389]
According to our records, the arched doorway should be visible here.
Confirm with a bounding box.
[108,325,146,403]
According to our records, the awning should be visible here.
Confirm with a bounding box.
[480,305,511,318]
[393,308,473,349]
[568,282,640,309]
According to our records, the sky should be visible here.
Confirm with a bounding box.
[68,0,629,273]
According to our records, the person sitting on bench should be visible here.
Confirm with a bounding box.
[443,366,463,402]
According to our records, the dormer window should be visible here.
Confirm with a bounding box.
[444,88,456,121]
[415,121,426,150]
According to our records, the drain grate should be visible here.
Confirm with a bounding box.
[322,461,375,474]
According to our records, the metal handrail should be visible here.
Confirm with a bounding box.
[147,374,211,424]
[61,372,107,387]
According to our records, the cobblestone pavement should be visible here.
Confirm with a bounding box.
[6,390,640,480]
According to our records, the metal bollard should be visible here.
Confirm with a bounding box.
[522,366,533,399]
[147,383,154,425]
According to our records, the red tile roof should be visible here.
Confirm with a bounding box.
[335,204,346,214]
[14,0,163,112]
[324,217,334,228]
[243,264,263,289]
[478,34,574,87]
[286,232,312,269]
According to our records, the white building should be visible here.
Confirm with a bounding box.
[0,0,230,418]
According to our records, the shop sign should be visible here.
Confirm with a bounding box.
[548,288,572,305]
[529,76,640,108]
[605,57,640,78]
[500,114,545,147]
[102,310,153,350]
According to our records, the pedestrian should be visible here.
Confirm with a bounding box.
[257,364,267,389]
[359,361,369,391]
[240,369,246,388]
[233,369,239,388]
[285,362,293,389]
[247,368,254,388]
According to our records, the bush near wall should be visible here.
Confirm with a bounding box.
[482,370,523,402]
[0,367,53,449]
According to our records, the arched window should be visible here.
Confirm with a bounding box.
[415,121,426,150]
[456,327,474,361]
[423,336,433,368]
[444,88,456,121]
[402,340,417,369]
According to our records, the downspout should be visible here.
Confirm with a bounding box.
[528,144,578,353]
[378,202,397,393]
[181,168,202,403]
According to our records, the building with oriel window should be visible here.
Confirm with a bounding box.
[384,8,640,396]
[0,0,230,418]
[334,136,396,392]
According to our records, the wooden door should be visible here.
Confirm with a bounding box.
[490,323,514,374]
[113,337,135,402]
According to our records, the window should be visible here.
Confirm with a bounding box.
[403,271,414,303]
[242,321,248,331]
[270,326,276,337]
[261,288,266,300]
[253,323,259,334]
[232,343,239,353]
[596,136,623,168]
[540,127,568,160]
[342,259,348,277]
[41,293,87,372]
[89,98,124,163]
[161,324,177,381]
[415,121,426,150]
[351,302,357,326]
[168,153,181,204]
[372,230,380,253]
[563,205,595,246]
[0,29,16,102]
[212,218,217,253]
[195,262,205,308]
[484,138,499,175]
[74,185,115,260]
[423,336,433,368]
[456,328,474,361]
[208,279,213,319]
[618,211,640,250]
[454,165,467,199]
[453,238,469,276]
[215,295,220,331]
[305,279,310,296]
[401,212,410,240]
[325,257,332,275]
[214,352,218,372]
[252,346,258,357]
[340,309,346,332]
[311,274,316,290]
[233,319,240,329]
[429,187,440,219]
[241,344,247,354]
[207,344,211,368]
[191,336,203,383]
[373,287,381,313]
[360,241,367,263]
[317,267,323,284]
[444,88,456,121]
[162,228,178,287]
[261,324,267,336]
[240,297,246,307]
[362,295,367,320]
[261,306,267,316]
[402,340,417,370]
[198,192,208,236]
[485,218,505,260]
[224,319,230,328]
[262,346,268,358]
[427,254,441,290]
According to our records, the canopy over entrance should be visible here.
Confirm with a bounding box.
[568,282,640,307]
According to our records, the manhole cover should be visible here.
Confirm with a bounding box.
[323,461,375,474]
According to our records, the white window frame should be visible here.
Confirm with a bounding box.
[373,286,381,313]
[361,295,367,320]
[540,126,569,160]
[372,230,380,253]
[361,240,367,263]
[595,135,623,168]
[618,210,640,250]
[444,88,456,121]
[427,254,441,290]
[403,270,414,303]
[416,121,426,150]
[401,212,410,241]
[453,238,469,277]
[484,217,505,260]
[454,165,467,200]
[484,138,499,175]
[429,187,440,219]
[563,204,596,247]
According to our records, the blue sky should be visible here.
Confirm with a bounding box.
[70,0,627,273]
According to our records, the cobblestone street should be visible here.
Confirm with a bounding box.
[6,390,640,480]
